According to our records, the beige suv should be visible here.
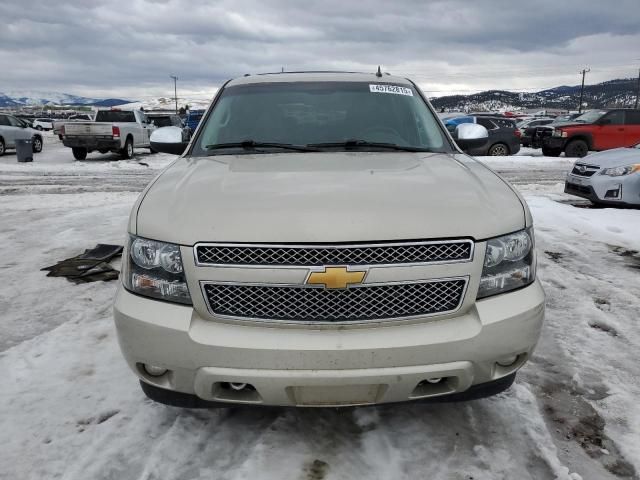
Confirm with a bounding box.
[114,72,544,407]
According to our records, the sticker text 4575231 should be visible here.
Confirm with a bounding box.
[369,84,413,96]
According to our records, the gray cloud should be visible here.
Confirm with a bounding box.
[1,0,639,100]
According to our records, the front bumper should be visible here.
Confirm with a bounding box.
[114,280,545,407]
[565,173,640,206]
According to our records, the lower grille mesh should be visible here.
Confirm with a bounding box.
[202,279,466,322]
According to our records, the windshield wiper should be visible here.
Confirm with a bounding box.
[205,140,320,154]
[308,140,431,152]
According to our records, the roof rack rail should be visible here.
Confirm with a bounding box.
[253,70,382,76]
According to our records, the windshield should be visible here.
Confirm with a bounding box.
[192,81,450,155]
[573,110,606,123]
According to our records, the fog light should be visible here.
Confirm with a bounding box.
[604,186,621,199]
[497,355,518,367]
[143,364,168,377]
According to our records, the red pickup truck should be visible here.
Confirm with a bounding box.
[541,109,640,157]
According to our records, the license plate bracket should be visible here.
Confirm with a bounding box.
[287,384,385,406]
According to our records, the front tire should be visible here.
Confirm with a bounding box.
[32,136,43,153]
[565,139,589,158]
[0,138,5,156]
[72,147,87,160]
[121,137,134,159]
[488,143,510,156]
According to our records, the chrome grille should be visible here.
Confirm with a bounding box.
[195,240,473,266]
[202,278,467,323]
[571,163,600,177]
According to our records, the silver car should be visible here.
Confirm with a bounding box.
[565,143,640,206]
[0,114,44,156]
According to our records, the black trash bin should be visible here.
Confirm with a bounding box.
[16,139,33,162]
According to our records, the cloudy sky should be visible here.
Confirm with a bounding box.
[1,0,639,102]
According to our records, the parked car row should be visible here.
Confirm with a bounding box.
[2,108,183,160]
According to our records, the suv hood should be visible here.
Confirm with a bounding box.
[136,152,526,245]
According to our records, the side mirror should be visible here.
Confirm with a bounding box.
[453,123,489,152]
[150,126,188,155]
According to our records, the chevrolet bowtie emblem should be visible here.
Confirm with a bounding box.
[306,267,366,289]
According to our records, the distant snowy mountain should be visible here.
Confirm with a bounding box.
[430,78,639,112]
[0,91,133,107]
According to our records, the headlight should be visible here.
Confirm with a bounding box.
[552,129,567,138]
[123,235,191,304]
[600,164,640,177]
[477,228,535,299]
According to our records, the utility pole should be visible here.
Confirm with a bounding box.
[170,75,178,113]
[635,67,640,109]
[578,68,590,113]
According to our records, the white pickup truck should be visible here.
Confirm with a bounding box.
[61,109,156,160]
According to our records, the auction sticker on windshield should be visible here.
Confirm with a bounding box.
[369,84,413,96]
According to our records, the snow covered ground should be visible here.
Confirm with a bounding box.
[1,138,639,480]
